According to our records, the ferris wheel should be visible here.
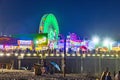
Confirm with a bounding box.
[39,13,59,41]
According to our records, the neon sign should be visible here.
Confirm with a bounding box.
[36,37,46,44]
[18,40,32,45]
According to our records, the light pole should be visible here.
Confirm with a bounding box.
[63,38,66,77]
[58,34,66,77]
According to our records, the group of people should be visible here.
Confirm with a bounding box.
[100,68,120,80]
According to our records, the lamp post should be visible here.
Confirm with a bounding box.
[63,38,66,77]
[58,34,66,77]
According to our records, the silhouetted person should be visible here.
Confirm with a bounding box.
[100,67,109,80]
[115,71,120,80]
[100,72,107,80]
[105,72,112,80]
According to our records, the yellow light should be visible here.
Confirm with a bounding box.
[26,53,31,56]
[92,54,96,57]
[66,54,70,56]
[33,54,37,56]
[102,54,105,57]
[111,55,114,57]
[61,54,64,57]
[0,53,4,56]
[56,54,60,56]
[21,54,25,56]
[82,54,86,58]
[45,54,48,56]
[97,54,100,56]
[72,54,76,56]
[15,53,18,56]
[50,54,54,56]
[116,54,119,57]
[106,54,110,57]
[77,54,81,56]
[39,54,42,56]
[87,54,91,56]
[6,53,10,56]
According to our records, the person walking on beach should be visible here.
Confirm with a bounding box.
[115,71,120,80]
[105,72,112,80]
[100,67,109,80]
[100,72,107,80]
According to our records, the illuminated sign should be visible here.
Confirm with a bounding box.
[0,36,18,45]
[70,40,81,46]
[36,37,46,44]
[18,40,32,45]
[12,33,48,47]
[34,34,48,47]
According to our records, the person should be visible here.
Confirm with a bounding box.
[100,72,107,80]
[114,71,116,78]
[105,72,112,80]
[100,67,109,80]
[115,71,120,80]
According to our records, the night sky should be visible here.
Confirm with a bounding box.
[0,0,120,39]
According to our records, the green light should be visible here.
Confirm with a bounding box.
[36,41,38,44]
[97,54,100,56]
[39,14,59,41]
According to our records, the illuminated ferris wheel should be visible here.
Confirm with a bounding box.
[39,13,59,41]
